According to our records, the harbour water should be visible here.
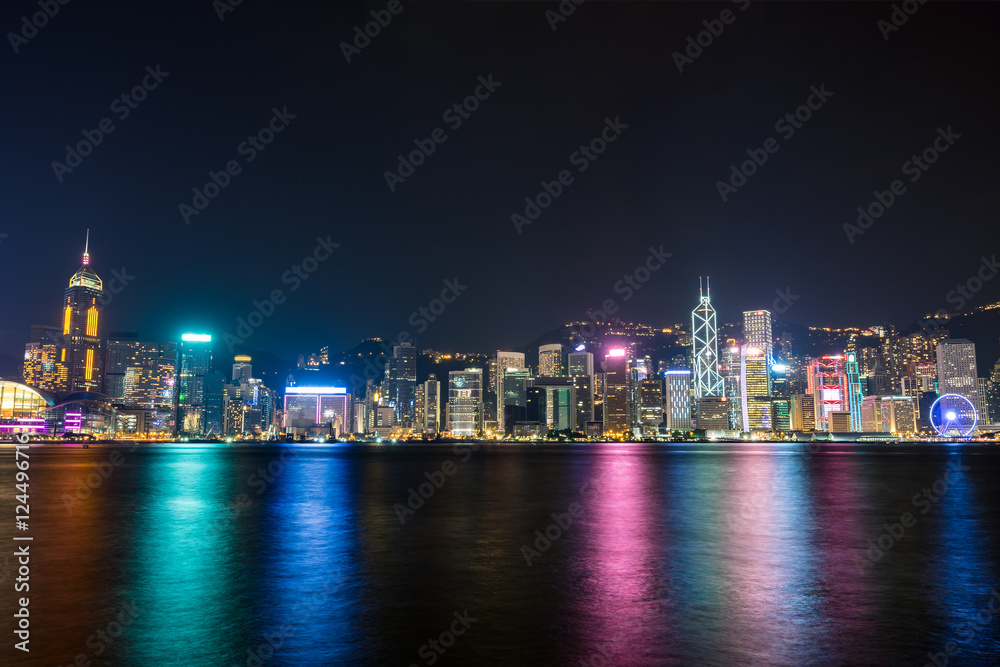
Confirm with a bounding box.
[2,442,999,666]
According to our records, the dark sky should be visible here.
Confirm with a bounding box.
[1,1,997,363]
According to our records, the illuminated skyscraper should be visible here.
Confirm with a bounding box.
[743,309,773,362]
[386,343,417,427]
[935,339,979,418]
[692,279,724,398]
[176,333,213,436]
[638,378,663,437]
[664,370,692,430]
[496,350,526,432]
[845,352,864,431]
[422,374,441,435]
[568,351,595,429]
[62,231,104,393]
[741,345,771,430]
[448,369,483,436]
[806,355,848,432]
[538,344,563,376]
[233,355,253,382]
[603,349,630,437]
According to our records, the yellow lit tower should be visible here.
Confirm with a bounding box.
[62,230,104,393]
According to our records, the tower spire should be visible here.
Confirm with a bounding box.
[83,229,90,265]
[699,276,704,300]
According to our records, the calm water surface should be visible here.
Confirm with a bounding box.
[2,442,1000,666]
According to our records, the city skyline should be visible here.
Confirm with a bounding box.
[1,2,998,365]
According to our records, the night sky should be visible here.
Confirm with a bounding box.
[1,1,997,364]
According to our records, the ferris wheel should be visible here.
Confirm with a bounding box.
[929,394,978,437]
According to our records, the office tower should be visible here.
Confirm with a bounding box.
[696,396,730,430]
[176,333,213,436]
[977,378,992,425]
[743,309,773,362]
[500,367,531,433]
[935,339,980,420]
[603,349,630,437]
[533,376,577,432]
[741,346,771,430]
[23,341,69,394]
[233,355,253,382]
[414,384,425,430]
[423,374,441,435]
[283,385,351,436]
[448,369,483,436]
[844,352,864,431]
[525,386,546,424]
[568,351,595,430]
[62,231,104,393]
[771,398,791,432]
[568,351,594,377]
[494,350,526,393]
[806,355,848,432]
[860,395,917,434]
[538,344,563,377]
[692,279,725,398]
[790,393,817,431]
[829,411,853,433]
[720,344,742,429]
[104,332,140,400]
[203,371,225,436]
[384,343,417,427]
[867,362,888,396]
[637,378,663,436]
[664,370,692,431]
[593,371,606,424]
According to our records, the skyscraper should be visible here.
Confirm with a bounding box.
[638,378,663,437]
[664,370,692,431]
[741,345,771,430]
[936,339,979,418]
[538,344,563,377]
[568,350,595,430]
[448,369,483,436]
[603,349,630,437]
[494,351,526,391]
[177,333,213,436]
[62,231,104,393]
[806,356,848,432]
[386,343,417,427]
[232,355,253,382]
[422,374,441,435]
[692,279,724,398]
[500,367,531,433]
[743,309,773,361]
